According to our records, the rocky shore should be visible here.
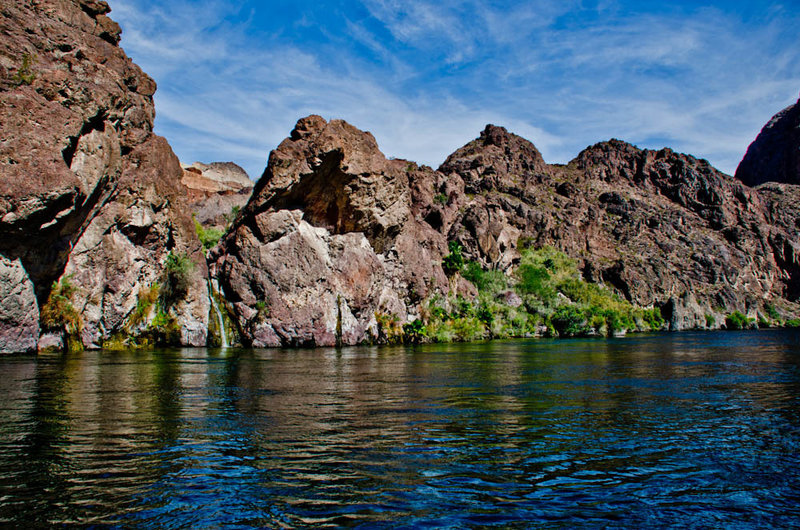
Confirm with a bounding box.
[1,0,799,353]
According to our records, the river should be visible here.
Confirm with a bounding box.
[1,330,799,527]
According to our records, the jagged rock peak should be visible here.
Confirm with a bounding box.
[290,114,328,140]
[735,95,800,187]
[439,123,549,195]
[480,124,515,146]
[213,116,450,348]
[248,115,404,246]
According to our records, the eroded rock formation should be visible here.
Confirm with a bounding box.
[210,116,450,346]
[216,117,800,343]
[181,161,253,231]
[0,0,207,351]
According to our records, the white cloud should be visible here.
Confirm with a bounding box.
[111,0,800,179]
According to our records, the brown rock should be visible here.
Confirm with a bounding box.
[181,161,253,229]
[440,132,800,327]
[0,0,208,350]
[212,116,450,346]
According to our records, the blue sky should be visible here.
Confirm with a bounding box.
[112,0,800,179]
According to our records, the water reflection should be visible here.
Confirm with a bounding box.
[0,330,798,527]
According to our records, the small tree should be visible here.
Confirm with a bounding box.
[159,252,194,307]
[442,241,464,276]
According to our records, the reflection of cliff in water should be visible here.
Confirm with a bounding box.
[0,332,799,526]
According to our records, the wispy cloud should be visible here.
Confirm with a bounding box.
[112,0,800,178]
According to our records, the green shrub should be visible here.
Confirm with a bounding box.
[550,305,586,337]
[516,263,553,299]
[144,309,181,345]
[640,307,665,330]
[12,53,36,86]
[376,312,403,344]
[476,302,493,326]
[462,261,508,294]
[160,252,194,308]
[726,311,749,330]
[403,319,427,343]
[434,193,448,205]
[765,304,780,320]
[452,317,486,342]
[705,314,716,328]
[194,216,224,250]
[430,306,449,321]
[785,318,800,328]
[40,277,81,333]
[130,283,159,326]
[442,241,464,276]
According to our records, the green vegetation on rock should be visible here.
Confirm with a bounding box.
[11,53,36,86]
[160,252,194,308]
[381,245,668,345]
[194,215,224,251]
[442,241,465,276]
[725,311,752,330]
[40,277,83,351]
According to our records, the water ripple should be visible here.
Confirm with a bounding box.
[0,330,799,527]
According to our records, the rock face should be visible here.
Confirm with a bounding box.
[0,0,207,351]
[182,161,252,199]
[2,1,797,350]
[0,256,39,353]
[440,130,799,328]
[736,96,800,186]
[218,117,800,341]
[181,161,253,229]
[211,116,449,347]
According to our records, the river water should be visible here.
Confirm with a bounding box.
[0,330,799,528]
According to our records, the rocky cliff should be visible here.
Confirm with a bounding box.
[439,128,799,328]
[736,96,800,186]
[1,0,798,353]
[0,0,208,352]
[213,117,800,346]
[210,116,452,347]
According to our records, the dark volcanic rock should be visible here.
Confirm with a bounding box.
[0,0,207,350]
[736,96,800,186]
[216,115,800,341]
[211,116,449,347]
[440,131,799,329]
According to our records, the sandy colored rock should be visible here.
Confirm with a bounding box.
[0,255,39,353]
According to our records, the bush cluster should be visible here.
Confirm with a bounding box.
[377,245,667,345]
[725,311,753,330]
[194,216,224,251]
[159,252,194,308]
[39,277,83,351]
